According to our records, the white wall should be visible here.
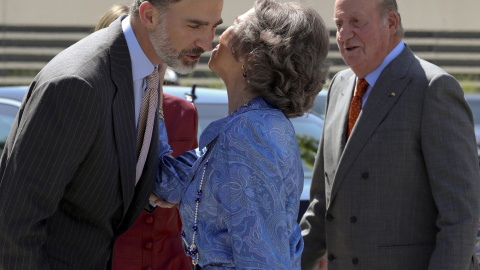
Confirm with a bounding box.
[1,0,479,31]
[225,0,480,31]
[0,0,125,27]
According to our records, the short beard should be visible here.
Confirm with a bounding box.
[149,18,205,74]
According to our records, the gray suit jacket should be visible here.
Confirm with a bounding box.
[0,17,159,269]
[300,46,480,270]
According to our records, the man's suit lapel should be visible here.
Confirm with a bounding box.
[329,73,356,162]
[120,114,160,232]
[109,17,137,215]
[108,17,161,231]
[329,46,415,208]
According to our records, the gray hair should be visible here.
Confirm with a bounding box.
[130,0,182,16]
[378,0,404,37]
[228,0,330,118]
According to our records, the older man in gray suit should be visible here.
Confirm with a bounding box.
[300,0,480,269]
[0,0,223,269]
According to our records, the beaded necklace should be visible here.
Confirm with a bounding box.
[180,100,250,266]
[181,145,215,266]
[228,100,250,116]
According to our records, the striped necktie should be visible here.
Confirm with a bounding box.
[347,78,369,139]
[135,67,159,184]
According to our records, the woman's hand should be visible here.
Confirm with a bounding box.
[149,194,176,208]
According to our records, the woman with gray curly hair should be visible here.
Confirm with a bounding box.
[218,0,329,117]
[153,0,329,269]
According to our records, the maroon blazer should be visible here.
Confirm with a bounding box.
[112,93,198,270]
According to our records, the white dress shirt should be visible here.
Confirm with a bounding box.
[361,41,406,107]
[122,15,157,130]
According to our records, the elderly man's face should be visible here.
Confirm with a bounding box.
[334,0,392,78]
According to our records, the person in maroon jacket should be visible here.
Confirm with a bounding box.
[112,93,198,270]
[92,5,200,270]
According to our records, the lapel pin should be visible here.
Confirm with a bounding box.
[390,92,396,97]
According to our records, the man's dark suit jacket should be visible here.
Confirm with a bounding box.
[0,17,159,269]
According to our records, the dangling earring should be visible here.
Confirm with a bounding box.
[242,64,247,78]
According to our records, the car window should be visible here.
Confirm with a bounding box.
[292,114,322,178]
[194,103,322,179]
[195,103,229,134]
[0,103,20,154]
[313,92,327,118]
[466,98,480,125]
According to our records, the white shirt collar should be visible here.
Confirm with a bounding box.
[122,15,156,80]
[364,41,405,87]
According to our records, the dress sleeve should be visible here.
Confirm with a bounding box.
[154,119,199,204]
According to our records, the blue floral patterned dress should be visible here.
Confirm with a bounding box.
[154,97,304,269]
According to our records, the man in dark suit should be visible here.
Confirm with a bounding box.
[300,0,480,269]
[0,0,223,269]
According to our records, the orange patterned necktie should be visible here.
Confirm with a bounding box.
[347,78,369,139]
[135,67,159,184]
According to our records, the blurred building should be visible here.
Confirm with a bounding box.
[1,0,479,89]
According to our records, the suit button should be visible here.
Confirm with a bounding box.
[145,215,154,224]
[350,216,357,223]
[361,172,369,179]
[328,254,335,261]
[352,258,359,265]
[326,214,334,221]
[144,241,153,250]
